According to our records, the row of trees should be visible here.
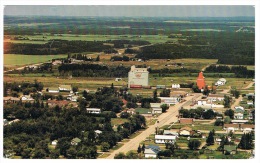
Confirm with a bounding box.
[179,107,220,119]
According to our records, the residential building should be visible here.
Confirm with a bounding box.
[52,140,58,146]
[3,96,20,103]
[154,135,177,144]
[172,84,180,89]
[207,94,225,101]
[179,126,192,136]
[47,100,70,108]
[128,65,149,88]
[71,138,81,146]
[59,85,72,92]
[126,108,136,115]
[144,145,161,158]
[231,120,248,124]
[21,95,34,102]
[150,103,162,114]
[215,78,226,86]
[223,124,239,133]
[163,130,179,136]
[240,124,255,133]
[234,113,244,120]
[158,97,180,105]
[86,108,101,114]
[234,106,245,113]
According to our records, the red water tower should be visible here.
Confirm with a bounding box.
[197,71,206,90]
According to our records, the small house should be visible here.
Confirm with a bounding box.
[152,108,162,114]
[179,126,192,136]
[86,108,101,114]
[234,106,244,113]
[240,124,255,133]
[155,135,177,144]
[163,130,179,136]
[224,145,237,155]
[52,140,58,146]
[95,130,103,137]
[71,137,81,146]
[231,120,248,124]
[59,85,72,92]
[215,137,222,145]
[215,78,226,86]
[144,145,161,158]
[158,97,180,105]
[207,94,225,101]
[234,113,244,120]
[21,95,34,102]
[223,124,239,133]
[126,108,136,115]
[197,99,207,106]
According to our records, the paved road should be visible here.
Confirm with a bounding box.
[105,93,202,159]
[4,62,44,73]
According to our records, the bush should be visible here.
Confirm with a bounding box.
[101,142,110,152]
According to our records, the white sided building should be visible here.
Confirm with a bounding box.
[154,135,177,144]
[128,65,149,88]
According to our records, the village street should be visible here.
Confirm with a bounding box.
[105,93,202,159]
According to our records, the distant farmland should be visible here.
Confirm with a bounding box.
[4,54,67,67]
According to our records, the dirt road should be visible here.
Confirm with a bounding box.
[105,93,202,159]
[231,95,243,109]
[4,62,44,73]
[244,82,255,89]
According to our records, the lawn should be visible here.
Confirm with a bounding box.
[111,118,129,126]
[4,54,67,67]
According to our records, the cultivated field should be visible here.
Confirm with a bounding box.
[4,54,67,67]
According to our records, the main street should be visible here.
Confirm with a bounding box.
[105,93,202,159]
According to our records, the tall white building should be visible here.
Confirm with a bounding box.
[128,65,149,88]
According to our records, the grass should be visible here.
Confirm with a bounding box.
[111,118,129,126]
[4,54,67,67]
[97,153,111,158]
[111,143,124,151]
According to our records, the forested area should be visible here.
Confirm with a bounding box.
[58,64,130,77]
[136,32,254,65]
[204,65,254,78]
[4,85,146,159]
[4,40,111,55]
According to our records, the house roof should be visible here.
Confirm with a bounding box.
[224,145,237,152]
[219,78,226,82]
[224,124,239,128]
[145,145,160,154]
[122,99,128,105]
[179,118,193,124]
[155,135,177,140]
[179,126,192,131]
[86,108,101,111]
[150,103,162,108]
[231,120,248,123]
[59,85,72,90]
[95,130,103,134]
[163,130,178,135]
[72,137,81,143]
[3,96,20,101]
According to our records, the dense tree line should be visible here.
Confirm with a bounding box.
[205,65,254,78]
[58,64,130,77]
[179,107,220,119]
[111,56,130,61]
[4,40,111,55]
[135,32,254,65]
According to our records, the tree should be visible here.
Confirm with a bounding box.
[238,133,253,149]
[160,88,171,97]
[141,144,145,153]
[96,55,100,61]
[114,152,126,159]
[66,147,77,159]
[21,148,32,159]
[224,109,234,119]
[72,86,78,93]
[188,140,201,150]
[214,119,223,126]
[202,109,215,119]
[203,86,210,96]
[153,89,158,100]
[50,150,60,159]
[137,145,142,154]
[33,149,46,159]
[224,116,231,124]
[231,89,240,99]
[101,142,110,152]
[206,131,214,146]
[120,112,130,119]
[161,104,169,113]
[224,95,231,108]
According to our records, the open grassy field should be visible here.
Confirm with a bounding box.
[4,34,177,44]
[4,54,67,67]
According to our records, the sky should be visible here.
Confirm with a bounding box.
[4,5,255,17]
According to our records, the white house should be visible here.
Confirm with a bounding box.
[215,138,222,145]
[231,120,248,124]
[207,94,225,101]
[144,145,161,158]
[21,95,34,102]
[197,99,207,106]
[163,130,179,136]
[71,138,81,146]
[172,84,180,89]
[150,103,162,114]
[52,140,58,146]
[155,135,177,144]
[215,78,226,86]
[179,126,192,136]
[234,113,244,120]
[234,106,244,113]
[86,108,101,114]
[59,85,72,92]
[223,124,239,133]
[115,78,122,82]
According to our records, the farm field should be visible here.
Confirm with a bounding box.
[4,54,67,67]
[4,34,177,44]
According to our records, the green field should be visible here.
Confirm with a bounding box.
[5,34,177,44]
[4,54,67,67]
